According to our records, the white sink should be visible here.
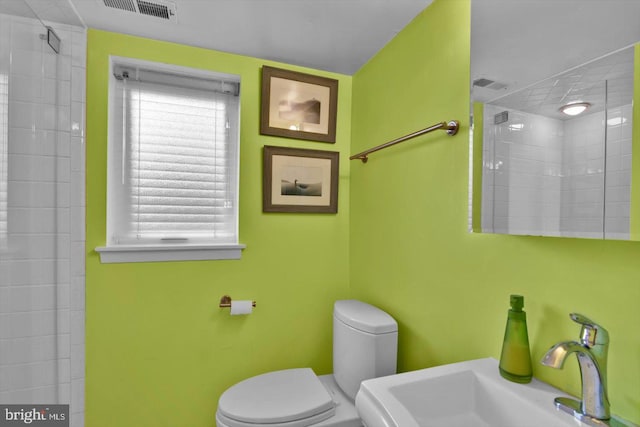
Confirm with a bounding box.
[356,358,587,427]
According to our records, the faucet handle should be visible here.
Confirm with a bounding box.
[570,313,609,347]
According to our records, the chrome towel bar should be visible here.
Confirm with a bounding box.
[350,120,459,163]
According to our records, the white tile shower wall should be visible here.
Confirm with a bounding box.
[483,104,632,240]
[482,105,563,236]
[604,104,632,240]
[561,111,606,238]
[0,13,85,427]
[481,105,497,232]
[561,106,632,239]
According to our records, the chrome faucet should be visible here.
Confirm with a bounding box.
[541,313,611,425]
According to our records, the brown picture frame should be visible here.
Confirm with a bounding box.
[263,146,339,213]
[260,66,338,143]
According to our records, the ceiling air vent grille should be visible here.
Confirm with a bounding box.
[473,78,494,88]
[100,0,177,22]
[473,78,507,91]
[103,0,136,12]
[137,0,173,20]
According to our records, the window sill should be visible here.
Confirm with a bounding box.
[95,243,246,263]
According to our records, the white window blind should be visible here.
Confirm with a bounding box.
[107,61,241,249]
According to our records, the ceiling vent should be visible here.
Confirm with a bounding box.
[473,78,507,91]
[101,0,177,22]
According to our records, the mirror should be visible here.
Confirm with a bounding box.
[470,0,640,240]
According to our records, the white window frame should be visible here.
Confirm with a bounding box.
[96,56,245,263]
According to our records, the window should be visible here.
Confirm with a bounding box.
[96,58,244,263]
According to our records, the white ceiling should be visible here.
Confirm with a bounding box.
[471,0,640,105]
[0,0,83,26]
[65,0,433,75]
[2,0,638,83]
[487,46,634,121]
[0,0,433,75]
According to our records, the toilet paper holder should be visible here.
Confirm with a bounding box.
[219,295,257,308]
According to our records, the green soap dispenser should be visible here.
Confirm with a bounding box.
[499,294,532,383]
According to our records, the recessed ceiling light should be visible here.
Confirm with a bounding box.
[559,102,591,116]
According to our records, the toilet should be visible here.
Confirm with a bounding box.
[216,300,398,427]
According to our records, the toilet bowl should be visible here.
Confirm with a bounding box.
[215,300,398,427]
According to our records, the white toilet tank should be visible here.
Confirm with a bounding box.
[333,300,398,400]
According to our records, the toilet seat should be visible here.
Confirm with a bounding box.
[216,368,336,427]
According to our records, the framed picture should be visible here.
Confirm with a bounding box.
[263,146,339,213]
[260,66,338,143]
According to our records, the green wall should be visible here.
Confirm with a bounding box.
[85,30,352,427]
[350,0,640,424]
[632,43,640,240]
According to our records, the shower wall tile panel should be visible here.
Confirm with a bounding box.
[482,105,563,236]
[604,104,632,239]
[561,106,632,239]
[0,13,85,427]
[483,103,632,240]
[561,111,606,238]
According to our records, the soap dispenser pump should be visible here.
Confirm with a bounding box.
[499,294,532,383]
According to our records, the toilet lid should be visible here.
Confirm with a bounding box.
[217,368,335,425]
